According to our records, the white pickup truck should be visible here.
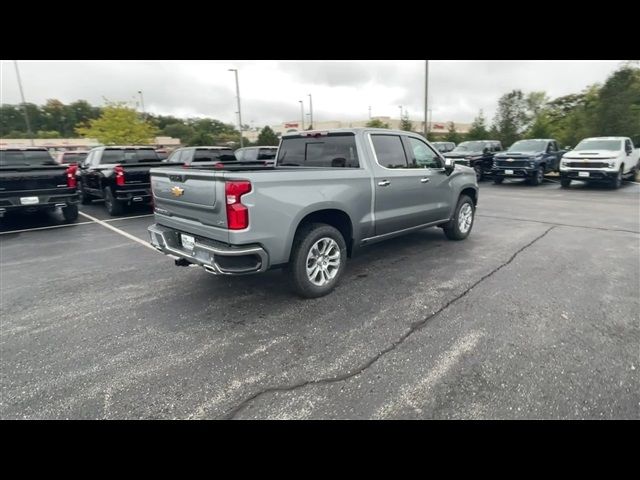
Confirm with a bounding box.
[560,136,639,188]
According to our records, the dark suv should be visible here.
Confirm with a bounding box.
[443,140,503,181]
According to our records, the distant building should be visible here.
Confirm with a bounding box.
[0,137,182,150]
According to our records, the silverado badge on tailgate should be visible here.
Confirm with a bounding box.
[171,186,184,197]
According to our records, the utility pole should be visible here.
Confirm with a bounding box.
[424,60,429,138]
[13,60,34,146]
[138,90,146,120]
[308,94,313,129]
[368,106,372,119]
[398,105,403,128]
[299,100,305,130]
[228,69,243,147]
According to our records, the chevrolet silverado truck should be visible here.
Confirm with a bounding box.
[443,140,503,181]
[559,136,640,189]
[0,147,79,222]
[148,128,478,298]
[77,146,182,216]
[492,139,565,185]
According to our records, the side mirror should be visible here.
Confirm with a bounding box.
[443,157,455,174]
[483,147,490,154]
[565,146,572,150]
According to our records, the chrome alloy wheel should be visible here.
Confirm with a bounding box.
[458,203,473,233]
[306,237,341,286]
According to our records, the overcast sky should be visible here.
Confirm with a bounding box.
[0,60,624,127]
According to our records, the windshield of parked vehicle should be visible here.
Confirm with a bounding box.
[101,149,160,164]
[451,141,486,153]
[193,149,235,162]
[277,134,359,167]
[573,139,622,151]
[0,150,57,166]
[507,140,547,153]
[61,152,88,163]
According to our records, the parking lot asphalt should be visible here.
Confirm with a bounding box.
[1,178,639,419]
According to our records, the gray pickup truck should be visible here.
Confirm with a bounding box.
[148,128,478,297]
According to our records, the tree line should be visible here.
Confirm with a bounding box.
[367,63,640,148]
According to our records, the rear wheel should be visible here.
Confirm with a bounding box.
[78,181,93,205]
[443,195,475,241]
[288,223,347,298]
[104,187,123,216]
[560,178,571,188]
[62,204,78,222]
[474,164,483,182]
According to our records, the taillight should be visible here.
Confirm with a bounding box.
[225,180,251,230]
[66,164,77,188]
[114,164,125,186]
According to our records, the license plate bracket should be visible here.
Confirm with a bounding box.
[20,196,39,205]
[578,171,590,177]
[505,169,514,175]
[180,233,195,252]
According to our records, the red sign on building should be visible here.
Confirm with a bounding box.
[284,123,299,128]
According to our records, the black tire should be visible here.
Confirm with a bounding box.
[473,164,483,182]
[62,204,78,222]
[611,167,622,189]
[443,195,475,241]
[560,178,571,188]
[288,223,347,298]
[78,181,92,205]
[103,187,123,216]
[493,177,504,184]
[529,166,544,186]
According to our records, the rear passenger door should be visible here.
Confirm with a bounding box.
[369,133,441,236]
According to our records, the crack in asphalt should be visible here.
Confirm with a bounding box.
[477,214,640,234]
[218,225,557,420]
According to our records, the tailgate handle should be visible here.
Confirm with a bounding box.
[378,180,390,187]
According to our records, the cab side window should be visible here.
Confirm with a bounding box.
[243,148,258,161]
[371,134,408,168]
[406,137,441,168]
[548,142,557,153]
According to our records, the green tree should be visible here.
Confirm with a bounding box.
[466,110,489,140]
[492,89,529,146]
[526,112,553,139]
[594,65,640,144]
[365,118,389,128]
[75,102,157,144]
[187,131,215,146]
[399,112,413,131]
[35,130,62,138]
[161,122,196,143]
[257,126,279,145]
[445,122,462,144]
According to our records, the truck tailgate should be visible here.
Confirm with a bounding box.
[120,161,166,185]
[0,165,68,192]
[151,167,229,241]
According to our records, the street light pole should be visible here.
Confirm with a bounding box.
[299,100,305,130]
[228,69,243,148]
[424,60,429,138]
[368,106,372,119]
[399,105,403,127]
[308,94,313,129]
[13,60,34,146]
[138,90,146,120]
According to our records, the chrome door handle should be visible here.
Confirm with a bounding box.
[378,180,390,187]
[420,177,430,183]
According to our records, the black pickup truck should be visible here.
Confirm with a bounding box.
[77,146,182,216]
[0,147,79,222]
[492,139,565,186]
[443,140,503,181]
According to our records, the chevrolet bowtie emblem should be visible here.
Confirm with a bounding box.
[506,158,514,162]
[171,186,184,197]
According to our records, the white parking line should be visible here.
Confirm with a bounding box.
[0,212,154,236]
[78,211,157,251]
[0,221,96,235]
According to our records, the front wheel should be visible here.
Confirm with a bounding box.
[474,164,483,182]
[529,166,544,186]
[560,178,571,188]
[62,204,78,222]
[611,167,622,189]
[78,181,92,205]
[443,195,475,241]
[288,223,347,298]
[493,177,504,184]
